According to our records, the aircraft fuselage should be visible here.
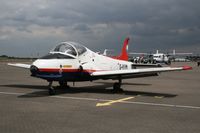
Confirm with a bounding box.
[31,43,133,82]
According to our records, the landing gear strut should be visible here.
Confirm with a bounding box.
[113,77,123,92]
[48,81,56,95]
[59,81,70,88]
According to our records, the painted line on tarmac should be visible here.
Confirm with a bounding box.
[0,91,200,109]
[96,97,134,107]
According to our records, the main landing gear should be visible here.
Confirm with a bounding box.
[113,77,124,93]
[59,81,70,89]
[48,81,56,95]
[48,81,70,95]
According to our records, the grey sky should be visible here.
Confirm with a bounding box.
[0,0,200,57]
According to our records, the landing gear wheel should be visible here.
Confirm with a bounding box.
[49,88,56,95]
[113,83,123,93]
[166,60,171,65]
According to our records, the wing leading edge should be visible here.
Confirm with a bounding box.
[7,63,31,69]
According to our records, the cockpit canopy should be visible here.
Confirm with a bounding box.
[40,42,87,59]
[51,42,87,56]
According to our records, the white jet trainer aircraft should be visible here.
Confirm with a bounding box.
[8,38,192,95]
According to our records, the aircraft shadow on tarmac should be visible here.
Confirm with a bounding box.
[1,83,177,98]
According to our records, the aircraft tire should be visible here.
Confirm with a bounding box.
[49,88,56,95]
[113,83,123,93]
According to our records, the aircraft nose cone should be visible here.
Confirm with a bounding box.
[30,65,39,76]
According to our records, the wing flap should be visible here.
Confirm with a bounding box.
[8,63,31,69]
[132,63,162,68]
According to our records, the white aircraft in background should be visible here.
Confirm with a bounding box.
[102,49,114,56]
[8,38,192,95]
[130,50,193,65]
[152,50,171,64]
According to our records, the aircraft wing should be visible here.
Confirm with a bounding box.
[90,66,192,78]
[7,63,31,69]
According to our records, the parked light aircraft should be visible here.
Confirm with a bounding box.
[130,50,193,65]
[152,50,171,64]
[8,38,192,95]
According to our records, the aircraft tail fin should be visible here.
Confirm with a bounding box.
[116,37,130,61]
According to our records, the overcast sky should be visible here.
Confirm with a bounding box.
[0,0,200,57]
